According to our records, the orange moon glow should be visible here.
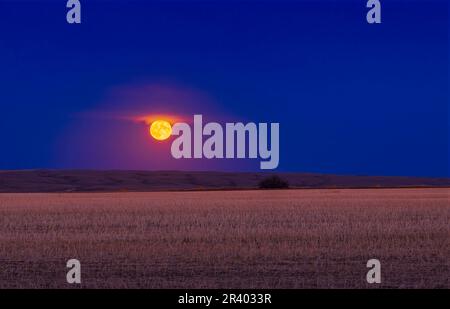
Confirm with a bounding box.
[150,120,172,141]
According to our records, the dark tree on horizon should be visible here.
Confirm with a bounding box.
[258,175,289,189]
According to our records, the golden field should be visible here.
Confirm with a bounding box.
[0,188,448,288]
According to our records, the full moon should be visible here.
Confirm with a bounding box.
[150,120,172,141]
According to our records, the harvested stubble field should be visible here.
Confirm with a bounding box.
[0,188,448,288]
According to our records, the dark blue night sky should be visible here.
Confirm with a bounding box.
[0,0,448,176]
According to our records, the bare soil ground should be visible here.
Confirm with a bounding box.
[0,188,448,288]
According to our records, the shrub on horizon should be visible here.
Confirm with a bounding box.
[258,175,289,189]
